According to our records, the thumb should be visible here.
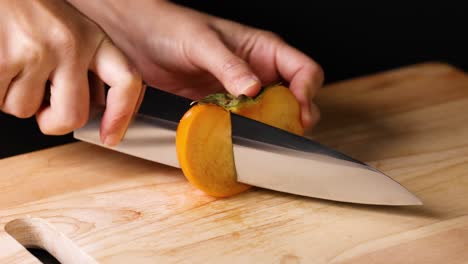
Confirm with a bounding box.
[191,34,261,97]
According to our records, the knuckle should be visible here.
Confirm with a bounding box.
[37,121,58,135]
[258,30,283,42]
[25,45,47,65]
[38,124,59,136]
[44,111,88,135]
[221,56,247,75]
[50,24,79,54]
[310,63,325,85]
[63,112,88,130]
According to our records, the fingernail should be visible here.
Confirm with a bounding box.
[236,76,260,95]
[103,133,121,147]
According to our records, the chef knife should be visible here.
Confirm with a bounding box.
[74,87,422,206]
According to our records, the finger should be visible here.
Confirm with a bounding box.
[274,42,324,128]
[2,67,50,118]
[0,76,15,109]
[0,60,23,109]
[190,33,261,97]
[0,78,10,108]
[90,39,142,146]
[35,65,90,135]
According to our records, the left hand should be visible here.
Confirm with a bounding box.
[67,0,324,128]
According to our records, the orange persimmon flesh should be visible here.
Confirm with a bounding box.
[176,84,304,197]
[176,104,251,197]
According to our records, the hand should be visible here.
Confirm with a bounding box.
[67,0,323,128]
[0,0,142,146]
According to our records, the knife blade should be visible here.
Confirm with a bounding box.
[74,87,422,206]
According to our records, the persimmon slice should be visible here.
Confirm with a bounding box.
[176,84,304,197]
[176,104,251,197]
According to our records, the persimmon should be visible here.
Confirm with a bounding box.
[176,84,304,197]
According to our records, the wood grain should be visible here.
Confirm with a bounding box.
[1,62,468,263]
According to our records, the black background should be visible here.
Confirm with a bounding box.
[1,2,467,158]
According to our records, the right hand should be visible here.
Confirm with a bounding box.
[0,0,143,146]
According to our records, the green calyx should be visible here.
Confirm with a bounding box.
[193,83,281,111]
[195,93,255,111]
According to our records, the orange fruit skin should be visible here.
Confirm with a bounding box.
[176,84,303,198]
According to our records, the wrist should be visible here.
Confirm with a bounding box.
[66,0,168,32]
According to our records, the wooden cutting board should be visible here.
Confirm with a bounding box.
[1,62,468,264]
